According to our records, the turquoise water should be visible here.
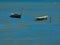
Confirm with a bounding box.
[0,2,60,45]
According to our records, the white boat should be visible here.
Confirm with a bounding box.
[36,15,48,21]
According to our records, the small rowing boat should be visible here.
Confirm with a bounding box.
[36,15,48,21]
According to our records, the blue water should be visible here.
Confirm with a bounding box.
[0,2,60,45]
[0,0,60,2]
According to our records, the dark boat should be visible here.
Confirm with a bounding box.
[10,13,21,18]
[10,8,24,18]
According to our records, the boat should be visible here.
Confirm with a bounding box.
[10,8,24,18]
[36,15,48,21]
[10,13,21,18]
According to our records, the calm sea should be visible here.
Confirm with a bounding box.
[0,2,60,45]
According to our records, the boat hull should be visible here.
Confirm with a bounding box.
[36,18,47,21]
[10,15,21,18]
